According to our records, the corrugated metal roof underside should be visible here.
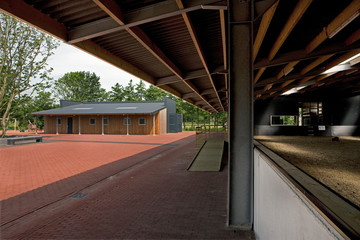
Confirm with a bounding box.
[189,10,224,69]
[141,15,204,72]
[93,31,175,79]
[26,0,108,28]
[33,102,166,115]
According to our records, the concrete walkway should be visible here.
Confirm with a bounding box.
[0,132,254,239]
[188,138,224,171]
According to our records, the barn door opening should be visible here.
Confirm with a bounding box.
[67,117,73,134]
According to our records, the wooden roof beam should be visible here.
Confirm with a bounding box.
[220,9,227,71]
[306,0,360,53]
[253,0,279,61]
[300,54,334,75]
[0,0,67,41]
[155,68,226,86]
[276,60,299,79]
[268,0,312,60]
[267,50,360,97]
[346,28,360,46]
[254,0,279,21]
[69,0,227,43]
[177,0,223,112]
[201,88,214,95]
[254,41,360,69]
[182,92,198,99]
[93,0,217,112]
[323,49,360,72]
[255,0,312,83]
[255,68,323,87]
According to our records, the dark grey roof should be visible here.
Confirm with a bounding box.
[33,101,166,115]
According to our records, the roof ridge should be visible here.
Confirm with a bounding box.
[81,100,164,104]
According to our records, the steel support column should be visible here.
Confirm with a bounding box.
[228,0,254,229]
[79,115,81,135]
[56,117,59,135]
[153,114,156,136]
[35,116,38,134]
[102,115,104,135]
[126,115,129,135]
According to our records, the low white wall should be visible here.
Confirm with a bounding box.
[254,148,344,240]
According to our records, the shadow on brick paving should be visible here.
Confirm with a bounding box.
[1,137,254,239]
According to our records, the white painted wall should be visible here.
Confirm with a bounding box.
[254,149,345,240]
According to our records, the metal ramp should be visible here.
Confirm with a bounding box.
[187,138,224,172]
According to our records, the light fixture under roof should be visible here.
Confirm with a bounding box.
[281,86,306,96]
[322,53,360,75]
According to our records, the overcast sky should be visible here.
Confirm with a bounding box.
[47,41,144,91]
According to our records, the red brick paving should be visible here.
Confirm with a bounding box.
[0,132,254,239]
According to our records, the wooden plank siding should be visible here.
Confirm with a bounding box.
[44,113,163,135]
[159,109,167,135]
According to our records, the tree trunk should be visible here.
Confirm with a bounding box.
[1,93,15,138]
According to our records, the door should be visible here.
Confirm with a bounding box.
[168,114,177,133]
[67,117,73,134]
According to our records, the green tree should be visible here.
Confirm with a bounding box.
[109,83,125,101]
[10,90,57,130]
[122,79,139,101]
[54,71,107,102]
[135,80,147,101]
[144,85,167,101]
[0,13,59,137]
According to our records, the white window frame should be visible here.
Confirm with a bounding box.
[89,118,96,125]
[138,118,146,125]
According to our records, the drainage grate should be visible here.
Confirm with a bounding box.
[71,193,88,199]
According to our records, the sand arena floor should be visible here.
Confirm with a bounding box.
[255,136,360,208]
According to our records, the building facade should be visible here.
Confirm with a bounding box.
[34,97,182,135]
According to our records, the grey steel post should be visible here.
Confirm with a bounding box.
[153,114,156,136]
[35,116,38,134]
[126,114,129,135]
[79,115,81,135]
[228,0,254,229]
[56,117,59,135]
[102,115,104,135]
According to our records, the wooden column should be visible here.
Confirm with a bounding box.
[79,115,81,135]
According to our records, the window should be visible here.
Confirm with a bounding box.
[138,118,146,125]
[57,118,61,125]
[270,115,298,126]
[124,117,131,125]
[301,102,323,126]
[89,118,96,125]
[103,118,109,125]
